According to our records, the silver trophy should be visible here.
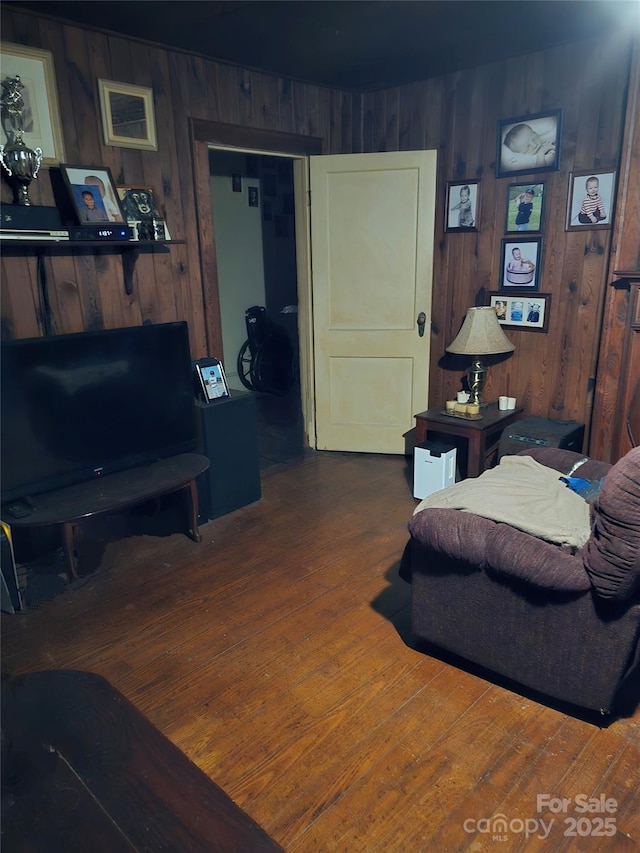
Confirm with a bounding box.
[0,75,43,206]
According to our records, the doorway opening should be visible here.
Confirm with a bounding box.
[208,147,304,469]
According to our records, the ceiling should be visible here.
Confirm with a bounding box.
[6,0,640,91]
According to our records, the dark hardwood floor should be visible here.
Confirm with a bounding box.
[2,451,639,851]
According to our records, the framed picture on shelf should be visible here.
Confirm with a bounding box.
[496,109,562,178]
[0,41,66,164]
[445,180,480,232]
[117,185,171,239]
[566,169,616,231]
[98,79,157,151]
[488,291,551,332]
[59,164,125,224]
[195,359,230,402]
[499,237,542,290]
[505,182,545,234]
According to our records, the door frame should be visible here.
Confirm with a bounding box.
[190,119,324,449]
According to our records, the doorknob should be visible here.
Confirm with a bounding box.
[417,312,427,337]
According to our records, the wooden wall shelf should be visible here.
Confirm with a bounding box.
[1,239,186,297]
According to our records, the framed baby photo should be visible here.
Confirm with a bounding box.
[496,109,562,178]
[59,164,125,224]
[488,291,551,332]
[505,182,545,234]
[445,180,480,232]
[499,237,542,291]
[566,169,616,231]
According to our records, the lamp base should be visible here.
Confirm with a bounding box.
[466,358,488,406]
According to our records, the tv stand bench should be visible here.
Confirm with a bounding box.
[3,453,210,580]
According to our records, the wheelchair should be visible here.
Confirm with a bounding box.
[237,306,296,396]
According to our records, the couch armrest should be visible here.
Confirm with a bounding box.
[517,448,611,480]
[484,523,592,592]
[409,508,495,566]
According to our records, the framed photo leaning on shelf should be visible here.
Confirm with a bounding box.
[59,164,125,224]
[195,359,230,402]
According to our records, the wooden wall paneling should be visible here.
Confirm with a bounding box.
[339,89,354,154]
[278,78,295,135]
[591,38,640,461]
[236,68,255,127]
[252,69,282,131]
[215,62,242,125]
[48,254,100,336]
[1,256,43,339]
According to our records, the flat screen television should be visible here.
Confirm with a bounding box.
[1,322,197,504]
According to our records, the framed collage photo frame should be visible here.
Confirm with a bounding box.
[98,79,157,151]
[59,164,125,224]
[497,109,562,179]
[195,358,230,402]
[445,180,480,232]
[566,169,616,231]
[489,291,551,333]
[500,237,542,291]
[505,182,545,234]
[0,42,66,164]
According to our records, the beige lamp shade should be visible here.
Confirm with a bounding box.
[446,306,515,355]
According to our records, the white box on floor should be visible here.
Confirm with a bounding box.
[413,441,457,499]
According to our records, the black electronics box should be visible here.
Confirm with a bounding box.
[1,203,63,231]
[68,224,134,241]
[498,416,585,459]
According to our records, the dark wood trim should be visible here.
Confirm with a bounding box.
[190,119,324,361]
[191,119,325,155]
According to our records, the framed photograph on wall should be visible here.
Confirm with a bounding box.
[195,358,230,402]
[60,164,125,223]
[496,109,562,178]
[499,237,542,290]
[489,291,551,332]
[566,169,616,231]
[0,42,66,164]
[505,182,545,234]
[445,180,480,231]
[98,79,157,151]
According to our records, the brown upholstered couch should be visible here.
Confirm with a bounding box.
[406,447,640,717]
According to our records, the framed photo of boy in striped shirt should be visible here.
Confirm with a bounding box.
[566,169,616,231]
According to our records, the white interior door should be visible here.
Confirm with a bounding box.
[310,150,437,453]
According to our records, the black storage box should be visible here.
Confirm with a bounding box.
[498,416,585,459]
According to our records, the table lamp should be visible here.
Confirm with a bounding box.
[445,306,515,406]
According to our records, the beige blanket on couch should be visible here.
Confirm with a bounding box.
[413,454,591,548]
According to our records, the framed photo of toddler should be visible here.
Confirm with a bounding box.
[496,109,562,178]
[566,169,616,231]
[445,180,480,232]
[488,291,551,333]
[505,182,545,234]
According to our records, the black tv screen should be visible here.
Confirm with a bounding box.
[1,322,197,504]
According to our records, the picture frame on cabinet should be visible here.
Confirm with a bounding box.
[445,180,480,232]
[195,359,230,402]
[505,182,545,234]
[98,79,157,151]
[0,42,66,164]
[499,237,542,291]
[496,109,562,178]
[566,169,616,231]
[488,291,551,332]
[59,164,125,224]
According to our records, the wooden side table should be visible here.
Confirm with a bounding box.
[414,403,524,478]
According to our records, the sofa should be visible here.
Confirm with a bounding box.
[405,447,640,717]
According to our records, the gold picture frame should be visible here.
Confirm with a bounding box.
[0,41,66,165]
[98,79,157,151]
